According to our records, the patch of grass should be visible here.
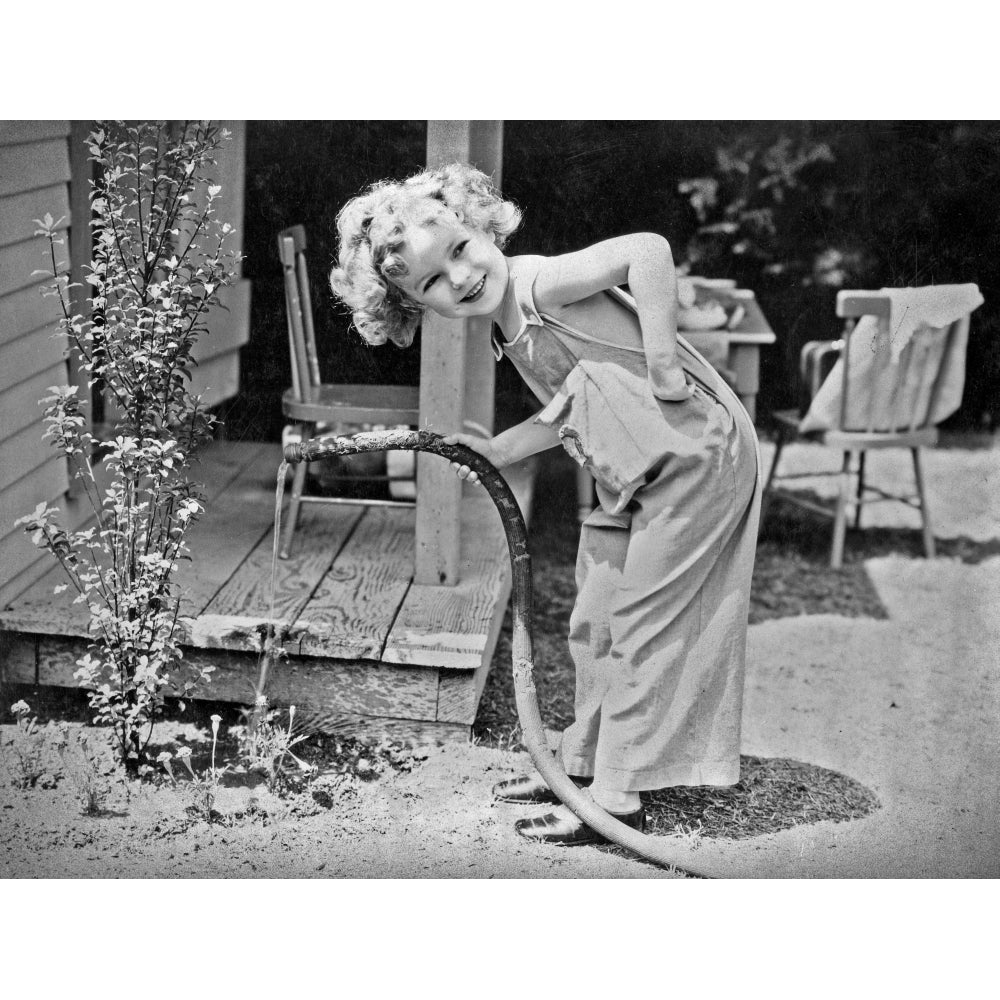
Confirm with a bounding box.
[641,754,880,840]
[754,496,889,622]
[755,492,999,622]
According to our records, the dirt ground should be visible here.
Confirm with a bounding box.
[2,439,997,878]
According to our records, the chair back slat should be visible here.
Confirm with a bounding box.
[283,266,302,402]
[279,224,307,261]
[295,253,323,389]
[280,234,316,405]
[838,319,854,431]
[864,321,888,434]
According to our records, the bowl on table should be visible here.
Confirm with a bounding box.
[677,278,745,332]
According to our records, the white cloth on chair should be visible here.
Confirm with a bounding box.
[799,284,982,434]
[879,284,983,362]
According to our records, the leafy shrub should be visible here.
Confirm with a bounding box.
[17,122,242,773]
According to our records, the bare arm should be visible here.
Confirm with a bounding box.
[533,233,689,401]
[442,412,561,484]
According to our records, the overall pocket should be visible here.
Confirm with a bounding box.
[536,361,714,512]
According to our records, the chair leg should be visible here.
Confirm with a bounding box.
[854,450,867,530]
[911,447,936,559]
[280,459,309,560]
[830,451,852,569]
[760,427,788,525]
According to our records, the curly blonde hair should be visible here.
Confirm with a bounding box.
[329,162,522,348]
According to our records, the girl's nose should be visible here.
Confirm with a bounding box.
[448,263,468,288]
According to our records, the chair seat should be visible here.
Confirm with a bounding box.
[283,384,420,427]
[821,426,938,450]
[772,408,938,450]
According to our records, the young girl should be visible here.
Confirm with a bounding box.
[330,163,761,846]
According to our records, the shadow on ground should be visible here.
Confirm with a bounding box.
[640,754,879,840]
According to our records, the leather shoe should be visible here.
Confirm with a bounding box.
[514,806,646,846]
[493,773,592,805]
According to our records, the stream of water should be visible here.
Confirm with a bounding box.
[252,459,288,707]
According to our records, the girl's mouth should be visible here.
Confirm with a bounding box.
[461,275,486,303]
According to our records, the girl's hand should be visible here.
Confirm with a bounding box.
[441,432,502,486]
[649,360,694,402]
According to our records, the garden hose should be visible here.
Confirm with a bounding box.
[283,429,712,877]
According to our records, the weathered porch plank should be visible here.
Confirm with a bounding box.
[173,442,289,617]
[291,714,469,748]
[435,603,507,725]
[34,637,440,721]
[0,632,37,684]
[29,635,463,747]
[383,496,509,670]
[1,441,276,636]
[190,647,439,720]
[2,442,538,742]
[192,504,365,654]
[295,506,415,660]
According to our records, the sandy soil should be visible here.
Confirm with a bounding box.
[2,441,997,878]
[0,722,676,878]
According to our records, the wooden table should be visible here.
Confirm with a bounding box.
[679,289,776,421]
[574,288,776,520]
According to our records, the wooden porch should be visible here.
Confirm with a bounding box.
[0,440,535,746]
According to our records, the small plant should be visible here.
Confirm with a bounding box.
[159,714,229,822]
[16,122,242,774]
[1,700,50,789]
[53,723,105,815]
[236,702,313,793]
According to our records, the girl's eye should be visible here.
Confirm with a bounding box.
[453,241,468,258]
[423,275,438,292]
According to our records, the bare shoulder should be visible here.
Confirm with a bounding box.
[533,234,672,312]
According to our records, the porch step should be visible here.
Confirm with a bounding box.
[0,441,537,747]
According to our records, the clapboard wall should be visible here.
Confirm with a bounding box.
[0,121,76,607]
[0,121,249,608]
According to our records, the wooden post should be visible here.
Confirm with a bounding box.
[416,121,503,585]
[463,122,503,438]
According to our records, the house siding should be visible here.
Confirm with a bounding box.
[0,121,250,608]
[0,121,73,607]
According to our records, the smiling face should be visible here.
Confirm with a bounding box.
[388,216,510,322]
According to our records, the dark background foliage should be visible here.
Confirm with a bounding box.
[220,120,999,440]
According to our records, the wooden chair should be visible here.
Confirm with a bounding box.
[279,225,420,558]
[762,289,974,568]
